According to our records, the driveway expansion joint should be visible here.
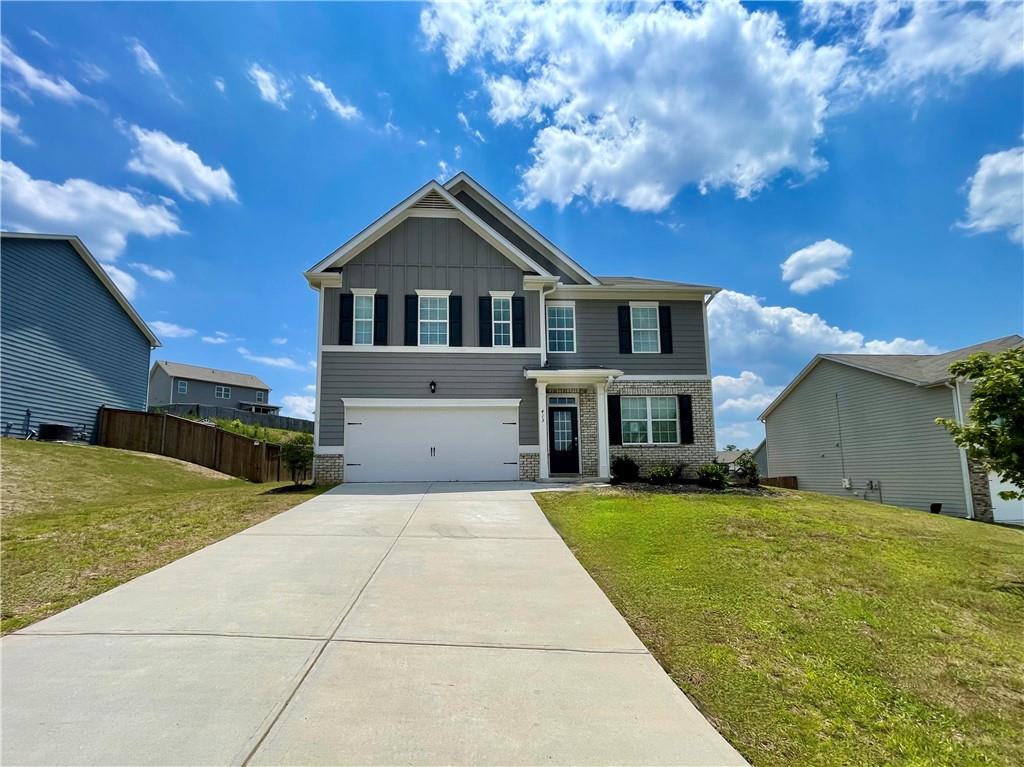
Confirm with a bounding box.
[331,636,652,656]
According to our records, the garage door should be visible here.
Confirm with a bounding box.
[343,398,520,482]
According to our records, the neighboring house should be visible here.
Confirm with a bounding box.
[305,173,720,483]
[759,335,1024,524]
[716,449,745,471]
[148,361,280,414]
[1,232,160,441]
[751,440,768,478]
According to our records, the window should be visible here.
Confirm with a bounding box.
[354,294,374,346]
[548,395,577,406]
[492,296,512,347]
[631,304,660,353]
[547,303,576,352]
[621,396,678,444]
[176,380,188,395]
[215,385,231,400]
[418,295,449,346]
[256,391,265,403]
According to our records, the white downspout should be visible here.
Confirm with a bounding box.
[703,292,717,451]
[947,381,975,520]
[539,281,558,367]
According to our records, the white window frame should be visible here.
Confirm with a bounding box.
[352,288,376,347]
[256,391,265,403]
[630,301,661,354]
[546,301,576,354]
[416,289,451,347]
[490,290,514,347]
[215,385,231,400]
[621,395,679,445]
[548,394,578,407]
[176,380,188,395]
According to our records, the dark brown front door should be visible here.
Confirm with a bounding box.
[549,407,579,474]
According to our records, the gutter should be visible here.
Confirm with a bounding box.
[946,380,975,520]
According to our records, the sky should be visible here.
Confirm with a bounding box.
[1,1,1021,447]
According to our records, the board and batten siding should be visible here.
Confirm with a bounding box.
[1,238,152,441]
[765,359,969,516]
[545,299,707,375]
[318,351,540,447]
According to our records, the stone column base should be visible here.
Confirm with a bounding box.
[313,453,344,485]
[519,452,540,481]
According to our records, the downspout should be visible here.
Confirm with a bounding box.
[539,280,558,367]
[703,291,717,449]
[947,381,975,520]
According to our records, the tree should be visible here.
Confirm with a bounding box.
[281,432,314,485]
[734,450,760,487]
[937,347,1024,502]
[724,443,738,451]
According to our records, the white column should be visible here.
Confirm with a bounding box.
[596,381,610,480]
[536,382,549,480]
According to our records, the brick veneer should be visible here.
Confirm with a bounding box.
[966,456,993,522]
[313,453,344,485]
[519,452,540,481]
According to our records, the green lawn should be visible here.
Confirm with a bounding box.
[535,488,1024,767]
[1,439,325,634]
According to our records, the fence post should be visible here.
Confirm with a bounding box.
[160,413,167,455]
[261,440,268,482]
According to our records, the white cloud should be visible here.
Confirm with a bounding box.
[213,77,226,93]
[1,37,89,103]
[270,337,288,345]
[127,38,162,77]
[129,262,175,282]
[102,264,138,301]
[303,384,316,393]
[1,107,33,145]
[713,371,783,415]
[422,1,846,211]
[416,139,427,147]
[77,61,109,84]
[437,160,451,181]
[28,29,54,47]
[456,111,485,143]
[149,320,196,338]
[237,346,305,371]
[304,75,360,121]
[454,144,463,160]
[959,146,1023,244]
[125,124,237,203]
[247,63,291,109]
[0,160,182,262]
[202,331,233,345]
[781,238,852,294]
[281,394,315,420]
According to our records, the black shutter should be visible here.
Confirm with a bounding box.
[478,296,492,347]
[512,296,526,347]
[373,295,388,346]
[404,295,417,346]
[449,295,463,346]
[678,395,694,444]
[659,305,673,354]
[339,294,354,346]
[617,306,632,353]
[608,395,622,445]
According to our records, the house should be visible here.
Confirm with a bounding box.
[715,449,745,471]
[148,361,280,414]
[751,439,768,477]
[0,232,160,441]
[759,335,1024,524]
[304,173,719,483]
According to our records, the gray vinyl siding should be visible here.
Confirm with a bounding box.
[166,377,270,409]
[148,365,173,406]
[545,300,707,375]
[765,359,969,516]
[326,216,539,347]
[318,351,540,446]
[1,238,151,441]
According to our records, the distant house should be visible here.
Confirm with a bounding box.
[1,232,160,441]
[751,440,768,477]
[148,361,280,414]
[759,335,1024,524]
[715,449,745,471]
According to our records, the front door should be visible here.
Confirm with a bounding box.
[548,407,579,474]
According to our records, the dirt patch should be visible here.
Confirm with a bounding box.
[115,449,234,480]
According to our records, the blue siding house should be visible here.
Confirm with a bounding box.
[1,232,160,441]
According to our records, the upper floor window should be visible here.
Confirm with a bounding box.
[354,294,375,346]
[256,391,265,403]
[176,380,188,395]
[215,385,231,400]
[547,302,576,353]
[418,294,449,346]
[492,295,512,347]
[621,396,678,444]
[630,303,660,353]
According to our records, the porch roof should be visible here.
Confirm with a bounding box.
[524,368,624,385]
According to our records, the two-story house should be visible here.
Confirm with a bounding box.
[148,361,280,414]
[305,173,719,484]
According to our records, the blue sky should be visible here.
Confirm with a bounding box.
[2,1,1021,446]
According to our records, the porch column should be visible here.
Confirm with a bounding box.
[536,382,549,480]
[595,380,610,480]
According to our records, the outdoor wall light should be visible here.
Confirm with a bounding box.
[429,380,437,394]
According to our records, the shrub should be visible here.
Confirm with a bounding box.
[696,462,729,490]
[281,432,314,485]
[647,465,676,485]
[734,450,760,487]
[670,462,688,483]
[610,455,640,484]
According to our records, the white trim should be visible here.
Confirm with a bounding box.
[214,385,232,400]
[596,381,610,480]
[617,374,710,381]
[489,290,515,298]
[628,300,659,308]
[415,288,452,297]
[491,294,513,347]
[620,395,681,446]
[176,379,188,395]
[342,398,521,409]
[547,394,578,406]
[551,286,718,302]
[350,287,377,296]
[319,344,543,355]
[518,445,541,454]
[546,301,577,354]
[951,381,976,520]
[406,209,460,219]
[313,285,325,449]
[417,293,449,347]
[316,446,345,455]
[547,300,576,307]
[629,303,661,354]
[526,368,624,384]
[536,382,549,480]
[352,293,375,347]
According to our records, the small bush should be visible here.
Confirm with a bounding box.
[696,461,729,490]
[611,455,640,484]
[734,450,760,487]
[670,462,688,483]
[281,432,314,485]
[647,465,676,485]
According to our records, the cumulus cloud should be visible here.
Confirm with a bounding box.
[303,384,316,393]
[0,160,182,262]
[959,146,1023,244]
[281,394,315,420]
[125,124,237,203]
[237,347,306,371]
[270,337,288,345]
[780,238,852,294]
[103,264,139,301]
[202,331,233,344]
[149,320,196,338]
[248,63,291,109]
[213,77,226,93]
[129,262,175,282]
[1,37,89,103]
[437,160,451,181]
[0,107,33,145]
[422,1,846,211]
[304,75,360,121]
[713,371,783,415]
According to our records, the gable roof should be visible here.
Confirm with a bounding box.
[716,449,745,464]
[153,360,270,390]
[759,334,1024,420]
[2,231,160,347]
[597,275,721,291]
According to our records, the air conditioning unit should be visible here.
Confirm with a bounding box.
[841,477,852,489]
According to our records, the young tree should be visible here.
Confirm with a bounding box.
[281,432,314,486]
[937,346,1024,502]
[734,450,760,487]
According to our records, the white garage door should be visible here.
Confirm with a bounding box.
[343,398,520,482]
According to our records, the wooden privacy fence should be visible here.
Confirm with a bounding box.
[149,404,313,434]
[98,407,303,483]
[762,476,799,490]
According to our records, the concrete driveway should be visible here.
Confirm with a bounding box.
[2,483,746,766]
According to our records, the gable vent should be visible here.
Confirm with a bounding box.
[412,189,454,210]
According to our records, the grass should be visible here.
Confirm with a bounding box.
[535,487,1024,767]
[199,417,308,445]
[1,439,326,634]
